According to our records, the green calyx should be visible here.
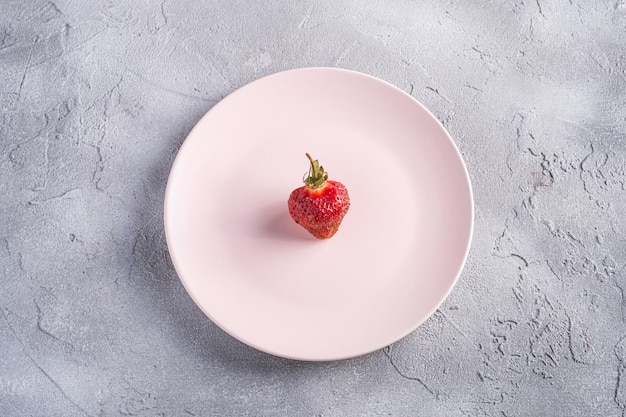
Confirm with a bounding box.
[304,153,328,189]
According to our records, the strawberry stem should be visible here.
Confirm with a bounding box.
[304,153,328,189]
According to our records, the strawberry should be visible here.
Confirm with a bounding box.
[288,153,350,239]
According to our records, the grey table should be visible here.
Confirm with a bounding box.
[2,1,625,416]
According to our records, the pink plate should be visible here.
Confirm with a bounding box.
[164,68,473,361]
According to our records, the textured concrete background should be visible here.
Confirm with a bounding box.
[1,0,625,415]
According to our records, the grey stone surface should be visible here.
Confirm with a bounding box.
[1,0,625,415]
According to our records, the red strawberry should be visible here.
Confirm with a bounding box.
[288,153,350,239]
